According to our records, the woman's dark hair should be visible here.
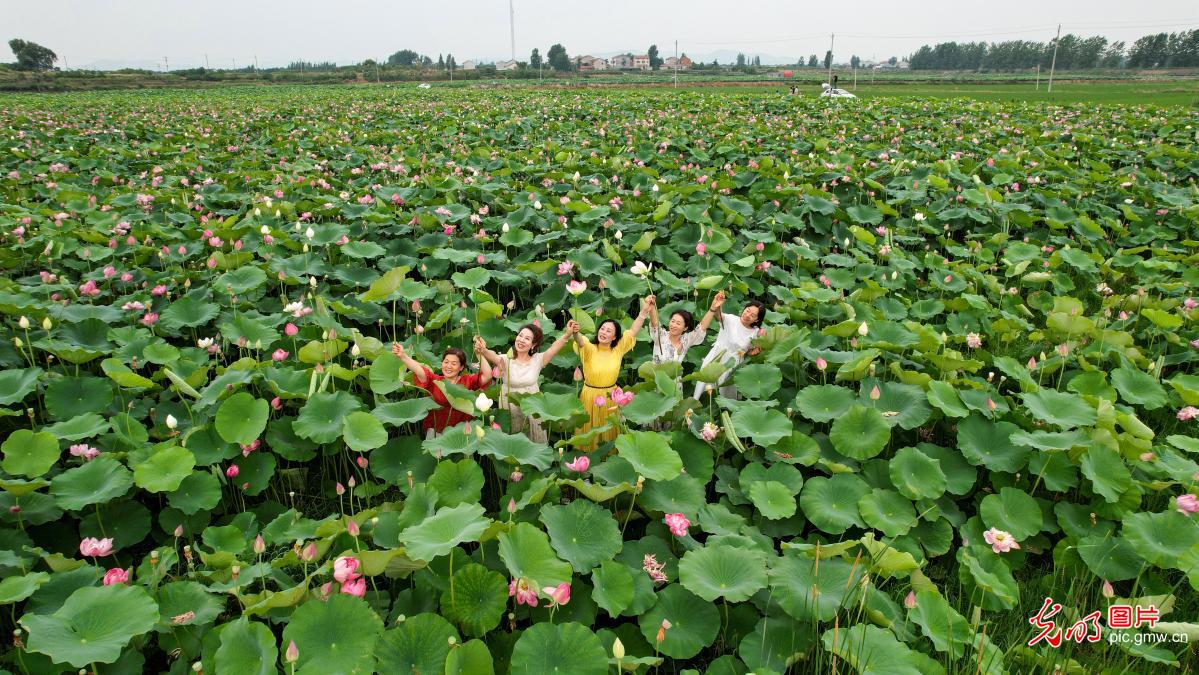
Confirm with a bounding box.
[670,310,696,332]
[516,323,544,356]
[744,300,766,328]
[596,318,622,347]
[442,347,469,370]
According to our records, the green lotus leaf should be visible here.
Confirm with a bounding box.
[1022,389,1096,429]
[510,622,608,675]
[728,405,792,447]
[858,489,917,538]
[614,431,683,482]
[1122,511,1199,568]
[51,456,133,510]
[399,502,489,562]
[540,500,623,573]
[771,554,865,623]
[800,474,870,534]
[1110,366,1168,410]
[133,445,195,493]
[591,560,635,617]
[478,431,554,470]
[497,522,572,589]
[957,414,1029,473]
[21,585,159,668]
[829,405,890,460]
[0,367,42,405]
[45,376,113,420]
[215,617,277,675]
[821,623,924,675]
[638,584,720,659]
[888,446,947,500]
[342,411,387,452]
[678,545,768,603]
[293,390,363,444]
[281,594,383,675]
[2,429,59,478]
[440,564,508,637]
[376,613,458,673]
[979,487,1042,540]
[747,480,798,520]
[215,392,270,446]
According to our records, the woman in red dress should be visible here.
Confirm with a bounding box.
[390,341,492,437]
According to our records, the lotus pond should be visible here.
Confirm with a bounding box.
[0,86,1198,674]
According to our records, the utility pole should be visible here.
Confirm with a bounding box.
[674,40,678,88]
[233,57,237,70]
[1047,24,1061,94]
[376,60,381,83]
[205,53,209,69]
[1035,64,1040,91]
[163,56,169,73]
[254,54,258,74]
[853,64,857,90]
[827,33,835,88]
[509,0,516,62]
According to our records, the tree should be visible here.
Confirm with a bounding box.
[387,49,420,66]
[807,54,819,67]
[736,52,746,67]
[888,56,898,65]
[823,50,832,69]
[9,39,57,72]
[648,44,662,70]
[446,54,456,70]
[850,55,861,69]
[437,54,444,68]
[753,55,761,67]
[547,44,571,71]
[529,48,542,69]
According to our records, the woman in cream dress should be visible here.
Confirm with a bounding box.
[475,322,571,443]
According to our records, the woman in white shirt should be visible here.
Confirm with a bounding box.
[691,291,765,401]
[646,293,720,372]
[475,322,572,444]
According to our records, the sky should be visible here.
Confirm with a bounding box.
[6,0,1198,70]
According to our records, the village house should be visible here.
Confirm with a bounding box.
[609,54,634,69]
[575,55,609,71]
[460,60,477,71]
[495,59,519,71]
[633,54,651,70]
[662,55,693,70]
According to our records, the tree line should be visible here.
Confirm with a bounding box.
[908,29,1199,70]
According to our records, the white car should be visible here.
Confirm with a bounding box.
[820,83,856,98]
[417,83,432,89]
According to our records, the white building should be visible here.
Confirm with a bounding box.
[576,55,609,71]
[461,60,477,71]
[633,54,651,70]
[495,59,519,71]
[609,54,634,69]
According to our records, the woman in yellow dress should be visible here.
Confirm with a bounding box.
[569,296,651,451]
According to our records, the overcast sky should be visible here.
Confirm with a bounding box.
[7,0,1198,69]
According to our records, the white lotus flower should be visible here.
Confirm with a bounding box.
[913,212,926,222]
[475,392,493,413]
[165,414,178,430]
[630,261,652,278]
[614,230,623,240]
[42,317,53,331]
[17,316,28,329]
[501,222,510,233]
[260,225,270,235]
[350,343,361,357]
[533,200,542,210]
[304,227,315,239]
[197,337,214,349]
[858,322,869,336]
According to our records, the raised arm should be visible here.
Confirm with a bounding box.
[568,319,588,350]
[647,294,661,336]
[627,296,651,340]
[540,326,574,364]
[473,339,494,387]
[697,290,726,332]
[473,336,504,370]
[391,342,428,385]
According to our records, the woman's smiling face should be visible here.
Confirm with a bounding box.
[514,328,535,356]
[441,352,463,378]
[668,312,687,336]
[739,304,761,328]
[597,321,616,345]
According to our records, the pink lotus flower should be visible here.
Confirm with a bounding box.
[271,397,282,410]
[284,322,298,336]
[1184,297,1197,310]
[80,537,114,557]
[904,591,917,608]
[566,280,587,296]
[966,333,982,349]
[696,242,707,256]
[333,555,361,583]
[78,280,101,297]
[700,422,720,442]
[69,443,100,461]
[869,385,881,401]
[565,456,590,472]
[510,470,524,482]
[541,583,571,607]
[982,527,1020,554]
[103,568,128,585]
[815,357,827,371]
[1101,580,1115,598]
[140,312,159,326]
[755,242,765,251]
[1178,407,1199,422]
[509,577,539,607]
[225,464,240,478]
[272,349,289,362]
[1177,493,1199,516]
[573,367,583,381]
[340,577,366,597]
[664,513,691,537]
[594,395,608,408]
[1026,356,1037,370]
[285,640,299,664]
[103,265,117,279]
[610,387,634,406]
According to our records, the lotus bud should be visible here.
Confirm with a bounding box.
[285,641,299,664]
[253,535,265,554]
[165,414,178,430]
[17,316,29,329]
[613,638,625,660]
[857,322,868,336]
[13,337,21,348]
[351,343,361,357]
[260,225,270,235]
